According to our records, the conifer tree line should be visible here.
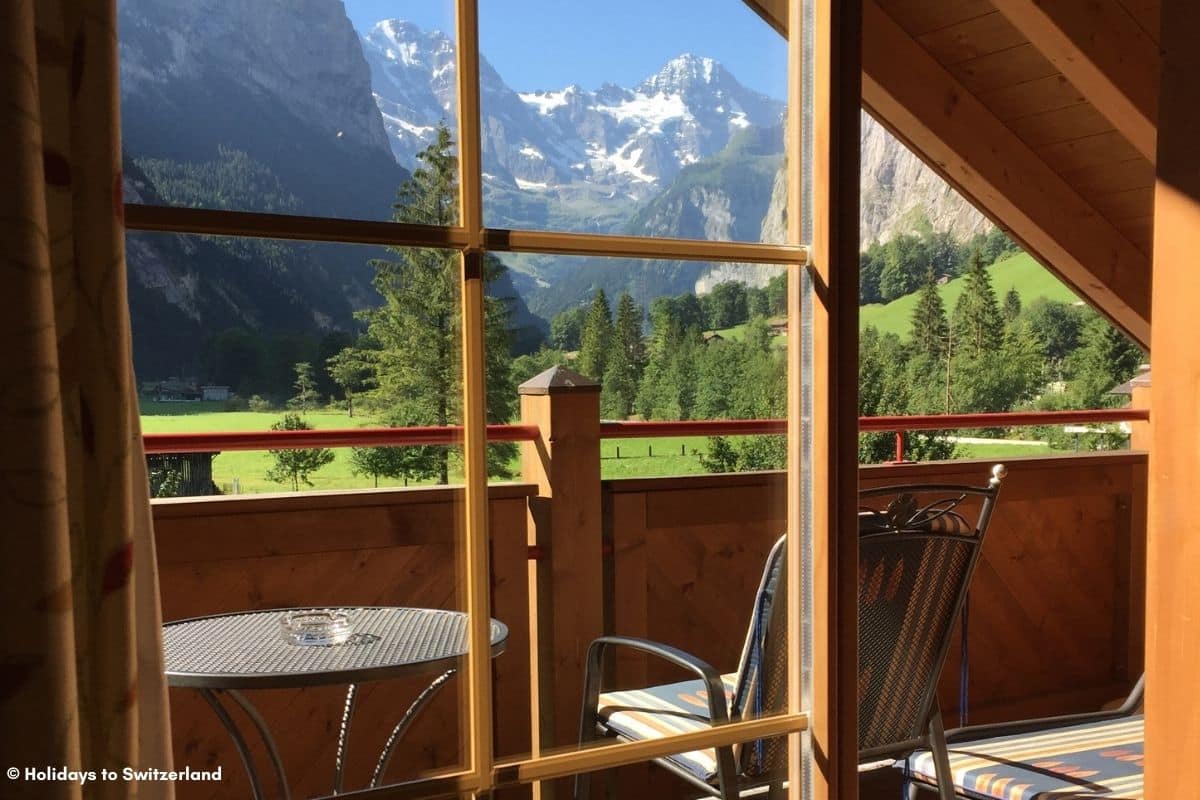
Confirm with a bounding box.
[246,125,1143,491]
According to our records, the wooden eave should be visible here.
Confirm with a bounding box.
[744,0,1158,349]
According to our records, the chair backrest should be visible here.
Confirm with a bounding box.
[730,465,1005,776]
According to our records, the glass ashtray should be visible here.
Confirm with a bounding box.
[280,609,355,646]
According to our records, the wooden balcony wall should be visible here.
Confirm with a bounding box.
[153,484,538,800]
[154,453,1145,799]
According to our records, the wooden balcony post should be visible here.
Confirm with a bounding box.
[518,366,603,772]
[1147,3,1200,793]
[1128,367,1151,452]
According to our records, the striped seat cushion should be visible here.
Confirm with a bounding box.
[597,674,739,781]
[906,715,1144,800]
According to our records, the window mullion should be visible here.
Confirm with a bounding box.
[455,0,493,792]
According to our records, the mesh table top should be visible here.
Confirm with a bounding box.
[163,607,507,689]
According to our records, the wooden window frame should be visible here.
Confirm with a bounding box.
[124,0,863,796]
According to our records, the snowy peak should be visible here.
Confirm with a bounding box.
[639,53,725,94]
[359,19,786,216]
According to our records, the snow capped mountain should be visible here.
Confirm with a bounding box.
[360,22,786,214]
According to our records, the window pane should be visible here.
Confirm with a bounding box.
[492,246,794,798]
[140,231,478,795]
[476,0,788,242]
[118,0,458,223]
[502,253,787,480]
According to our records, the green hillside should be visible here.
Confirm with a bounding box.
[860,252,1079,339]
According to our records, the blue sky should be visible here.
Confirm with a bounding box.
[342,0,788,99]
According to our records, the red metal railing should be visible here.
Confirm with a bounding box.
[143,423,539,454]
[142,409,1147,455]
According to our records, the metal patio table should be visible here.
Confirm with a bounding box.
[163,606,508,799]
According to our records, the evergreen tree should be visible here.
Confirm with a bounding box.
[265,413,336,491]
[613,292,647,377]
[952,248,1004,359]
[1067,316,1143,407]
[359,124,515,483]
[1003,288,1022,322]
[326,347,374,417]
[578,288,614,381]
[287,362,320,411]
[601,343,638,419]
[910,270,949,359]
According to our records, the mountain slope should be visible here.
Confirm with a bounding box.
[860,253,1079,338]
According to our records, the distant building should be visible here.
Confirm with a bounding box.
[702,332,725,343]
[201,385,231,402]
[936,273,952,285]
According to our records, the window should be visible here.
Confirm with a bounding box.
[121,0,857,796]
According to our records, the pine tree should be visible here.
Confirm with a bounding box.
[952,248,1004,359]
[613,292,646,377]
[910,270,949,359]
[287,362,320,411]
[326,347,374,418]
[1003,287,1022,322]
[359,123,515,484]
[578,288,614,382]
[1068,316,1143,407]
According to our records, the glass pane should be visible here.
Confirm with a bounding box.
[501,253,787,481]
[492,248,794,797]
[476,0,788,241]
[136,233,472,793]
[118,0,458,223]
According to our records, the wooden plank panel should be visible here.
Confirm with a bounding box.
[156,494,533,800]
[917,11,1028,66]
[1007,102,1115,148]
[1117,216,1154,253]
[1061,157,1155,196]
[1118,0,1160,44]
[992,0,1159,161]
[863,0,1151,345]
[950,42,1058,94]
[1037,130,1145,175]
[979,73,1085,121]
[1090,187,1156,223]
[877,0,995,37]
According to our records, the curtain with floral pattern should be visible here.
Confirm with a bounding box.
[0,0,173,797]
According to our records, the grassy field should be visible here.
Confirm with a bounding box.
[859,252,1080,339]
[140,407,725,492]
[141,407,1075,495]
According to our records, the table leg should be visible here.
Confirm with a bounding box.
[226,689,291,800]
[199,688,265,800]
[334,683,358,794]
[370,669,457,788]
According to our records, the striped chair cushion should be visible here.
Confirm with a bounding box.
[597,674,739,781]
[906,715,1144,800]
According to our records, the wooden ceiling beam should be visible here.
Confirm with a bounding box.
[741,0,1151,345]
[861,1,1149,346]
[991,0,1159,162]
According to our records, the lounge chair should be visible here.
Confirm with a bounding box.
[903,676,1144,799]
[576,464,1007,800]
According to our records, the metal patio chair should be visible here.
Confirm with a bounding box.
[576,464,1007,800]
[903,675,1144,799]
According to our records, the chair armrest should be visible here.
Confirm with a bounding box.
[579,635,731,742]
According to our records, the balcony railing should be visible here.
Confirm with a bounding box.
[142,408,1150,456]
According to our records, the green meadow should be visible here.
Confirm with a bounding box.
[859,252,1080,339]
[140,406,728,492]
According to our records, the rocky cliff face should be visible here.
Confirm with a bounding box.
[119,0,404,220]
[860,112,990,245]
